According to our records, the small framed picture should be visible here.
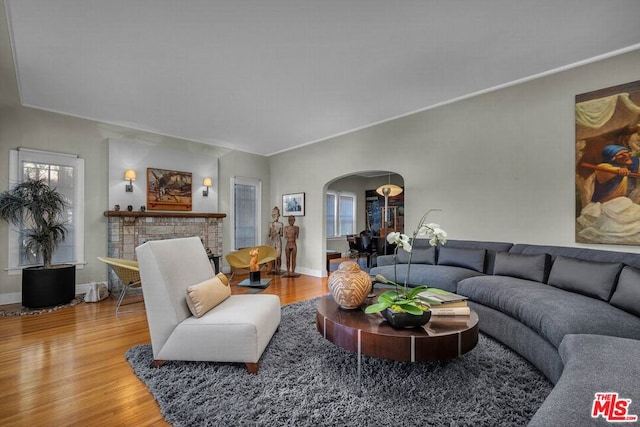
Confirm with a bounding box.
[282,192,305,216]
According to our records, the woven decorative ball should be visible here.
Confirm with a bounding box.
[328,261,372,309]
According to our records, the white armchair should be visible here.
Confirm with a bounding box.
[135,236,281,373]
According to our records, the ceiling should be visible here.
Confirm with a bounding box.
[5,1,640,156]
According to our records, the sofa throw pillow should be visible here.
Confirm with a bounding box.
[609,266,640,317]
[437,247,486,273]
[396,245,436,265]
[185,272,231,318]
[547,256,623,301]
[493,252,551,283]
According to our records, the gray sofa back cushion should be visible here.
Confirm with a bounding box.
[396,241,436,265]
[609,266,640,317]
[443,240,514,274]
[510,243,640,270]
[547,255,623,301]
[493,252,551,283]
[437,247,486,273]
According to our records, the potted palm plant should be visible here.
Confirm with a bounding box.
[0,179,75,308]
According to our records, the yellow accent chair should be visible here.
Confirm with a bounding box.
[225,245,277,278]
[97,256,142,315]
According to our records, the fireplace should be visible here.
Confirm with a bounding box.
[104,210,225,290]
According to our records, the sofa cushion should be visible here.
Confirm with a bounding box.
[529,334,640,427]
[609,266,640,317]
[185,273,231,318]
[547,256,622,301]
[437,247,486,273]
[370,264,484,293]
[509,243,640,270]
[493,252,550,283]
[396,245,436,265]
[457,275,640,348]
[444,240,514,274]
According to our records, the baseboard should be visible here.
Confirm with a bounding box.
[0,292,21,305]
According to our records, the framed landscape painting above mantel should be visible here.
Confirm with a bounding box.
[575,79,640,245]
[147,168,193,211]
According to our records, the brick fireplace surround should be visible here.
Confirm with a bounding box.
[104,210,225,289]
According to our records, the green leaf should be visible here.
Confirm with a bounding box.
[398,304,424,315]
[407,285,429,298]
[365,302,391,314]
[377,293,397,304]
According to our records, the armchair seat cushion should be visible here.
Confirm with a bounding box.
[155,294,281,363]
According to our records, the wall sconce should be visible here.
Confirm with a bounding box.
[124,169,136,192]
[202,177,213,197]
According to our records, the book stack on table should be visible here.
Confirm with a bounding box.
[417,288,470,316]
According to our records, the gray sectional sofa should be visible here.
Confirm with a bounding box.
[370,239,640,425]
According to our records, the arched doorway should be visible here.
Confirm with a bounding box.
[324,171,404,274]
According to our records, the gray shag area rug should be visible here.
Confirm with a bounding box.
[126,297,552,426]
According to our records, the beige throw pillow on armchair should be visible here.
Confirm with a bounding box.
[186,272,231,318]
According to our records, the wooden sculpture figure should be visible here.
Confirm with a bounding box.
[249,247,260,272]
[284,215,300,277]
[268,206,284,274]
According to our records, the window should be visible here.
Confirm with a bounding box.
[232,177,261,250]
[326,191,355,237]
[8,148,85,273]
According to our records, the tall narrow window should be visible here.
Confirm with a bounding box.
[338,194,355,236]
[326,193,337,238]
[8,148,85,273]
[232,177,261,249]
[326,191,356,237]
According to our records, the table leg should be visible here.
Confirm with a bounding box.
[357,329,362,391]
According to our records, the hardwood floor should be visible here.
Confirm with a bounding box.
[0,273,329,426]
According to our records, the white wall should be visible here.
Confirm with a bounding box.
[217,149,271,270]
[108,138,219,213]
[270,49,640,277]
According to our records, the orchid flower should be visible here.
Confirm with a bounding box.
[417,223,447,245]
[366,209,448,315]
[387,231,412,252]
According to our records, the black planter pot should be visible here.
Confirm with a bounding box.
[382,308,431,329]
[22,264,76,308]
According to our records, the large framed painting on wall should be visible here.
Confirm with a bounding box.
[147,168,193,211]
[575,79,640,245]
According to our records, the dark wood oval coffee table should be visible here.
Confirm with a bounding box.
[316,294,479,386]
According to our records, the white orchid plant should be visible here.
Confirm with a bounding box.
[365,209,447,315]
